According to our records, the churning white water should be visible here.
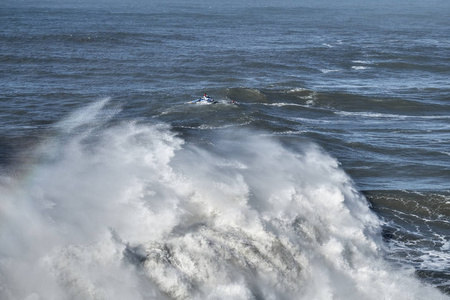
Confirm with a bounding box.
[0,99,446,299]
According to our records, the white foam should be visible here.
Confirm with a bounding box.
[285,87,309,93]
[336,111,450,122]
[320,69,340,74]
[290,116,333,124]
[352,60,372,65]
[335,111,408,119]
[264,102,304,107]
[0,99,447,299]
[351,66,369,70]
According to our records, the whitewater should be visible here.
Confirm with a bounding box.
[0,99,446,300]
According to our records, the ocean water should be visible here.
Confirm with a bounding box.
[0,0,449,299]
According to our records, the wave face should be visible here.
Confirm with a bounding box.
[0,100,446,300]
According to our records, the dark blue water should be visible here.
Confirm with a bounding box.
[1,1,449,299]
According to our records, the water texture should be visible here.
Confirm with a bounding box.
[0,0,449,298]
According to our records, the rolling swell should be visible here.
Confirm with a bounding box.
[0,99,447,299]
[169,86,449,192]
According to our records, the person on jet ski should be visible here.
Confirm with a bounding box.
[202,93,214,102]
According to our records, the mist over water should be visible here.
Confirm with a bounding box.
[0,99,446,299]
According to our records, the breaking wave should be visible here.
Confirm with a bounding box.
[0,99,446,299]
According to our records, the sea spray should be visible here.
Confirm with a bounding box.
[0,100,447,299]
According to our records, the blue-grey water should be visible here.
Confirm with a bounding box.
[1,0,449,299]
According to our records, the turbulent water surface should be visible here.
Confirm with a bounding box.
[0,0,449,299]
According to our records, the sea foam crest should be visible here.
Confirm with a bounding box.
[0,99,447,300]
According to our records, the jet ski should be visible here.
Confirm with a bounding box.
[188,95,217,104]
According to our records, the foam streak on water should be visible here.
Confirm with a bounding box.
[0,100,446,300]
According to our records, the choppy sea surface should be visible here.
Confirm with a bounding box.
[1,0,449,299]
